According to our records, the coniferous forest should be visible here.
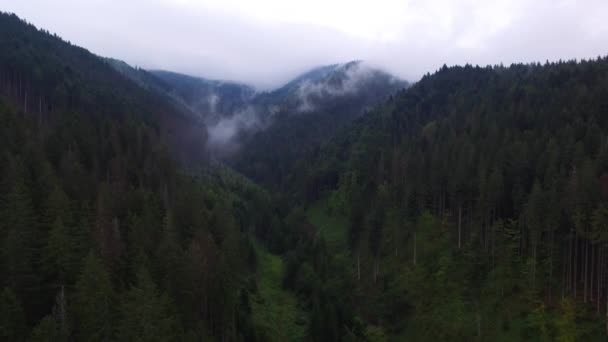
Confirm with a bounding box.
[2,10,608,342]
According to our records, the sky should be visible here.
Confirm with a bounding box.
[3,0,608,89]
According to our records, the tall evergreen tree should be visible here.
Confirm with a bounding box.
[72,252,115,341]
[117,267,182,342]
[0,287,27,341]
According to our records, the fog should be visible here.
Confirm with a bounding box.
[3,0,608,89]
[207,106,264,146]
[295,62,399,112]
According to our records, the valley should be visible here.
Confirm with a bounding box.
[2,9,608,342]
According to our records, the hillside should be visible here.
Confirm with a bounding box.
[230,61,408,187]
[150,70,256,123]
[132,60,407,186]
[0,12,286,341]
[0,13,208,165]
[3,8,608,342]
[283,60,608,340]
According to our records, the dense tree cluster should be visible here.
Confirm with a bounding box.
[284,59,608,340]
[0,12,284,341]
[0,13,207,165]
[230,62,406,188]
[5,9,608,341]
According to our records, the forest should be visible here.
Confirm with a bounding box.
[2,11,608,341]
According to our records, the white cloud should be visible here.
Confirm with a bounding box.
[2,0,608,88]
[207,106,262,145]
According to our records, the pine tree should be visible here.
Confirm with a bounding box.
[117,267,181,341]
[555,298,579,342]
[1,159,41,316]
[0,287,27,341]
[72,252,115,341]
[157,210,183,299]
[525,181,545,286]
[94,183,124,273]
[28,315,61,342]
[43,218,72,286]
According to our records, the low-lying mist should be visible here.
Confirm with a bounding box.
[203,61,406,155]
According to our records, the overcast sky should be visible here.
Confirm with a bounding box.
[3,0,608,89]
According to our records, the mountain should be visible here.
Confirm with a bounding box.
[149,70,256,124]
[0,12,280,341]
[0,13,207,165]
[119,60,407,185]
[285,60,608,340]
[7,8,608,342]
[228,60,408,187]
[254,63,341,104]
[104,58,200,120]
[249,60,406,118]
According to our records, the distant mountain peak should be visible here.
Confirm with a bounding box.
[106,57,407,154]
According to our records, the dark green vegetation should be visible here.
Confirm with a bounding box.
[231,61,407,187]
[283,60,608,340]
[0,12,277,341]
[3,11,608,342]
[149,70,256,122]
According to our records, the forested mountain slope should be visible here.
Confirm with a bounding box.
[150,70,256,123]
[231,61,408,187]
[0,12,287,341]
[5,8,608,342]
[104,58,201,120]
[0,13,208,165]
[282,59,608,340]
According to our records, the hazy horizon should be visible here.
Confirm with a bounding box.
[4,0,608,89]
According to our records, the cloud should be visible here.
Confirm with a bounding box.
[295,62,392,112]
[207,93,220,114]
[3,0,608,89]
[207,106,263,146]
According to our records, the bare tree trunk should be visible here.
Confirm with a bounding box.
[585,239,589,303]
[591,243,595,302]
[562,243,567,300]
[373,258,379,284]
[413,231,417,266]
[569,230,574,293]
[491,222,495,269]
[575,234,578,298]
[598,246,602,315]
[476,310,482,339]
[458,204,462,249]
[481,213,485,250]
[549,229,555,301]
[601,248,604,303]
[56,285,69,338]
[357,251,361,281]
[532,243,537,285]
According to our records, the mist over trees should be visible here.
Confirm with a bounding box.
[285,59,608,340]
[3,10,608,342]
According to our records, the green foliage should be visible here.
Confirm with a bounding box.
[283,57,608,340]
[73,253,116,341]
[251,243,307,342]
[0,13,281,341]
[43,218,72,284]
[0,287,27,341]
[555,299,580,342]
[526,301,551,342]
[117,267,182,341]
[28,315,61,342]
[364,325,388,342]
[5,10,608,341]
